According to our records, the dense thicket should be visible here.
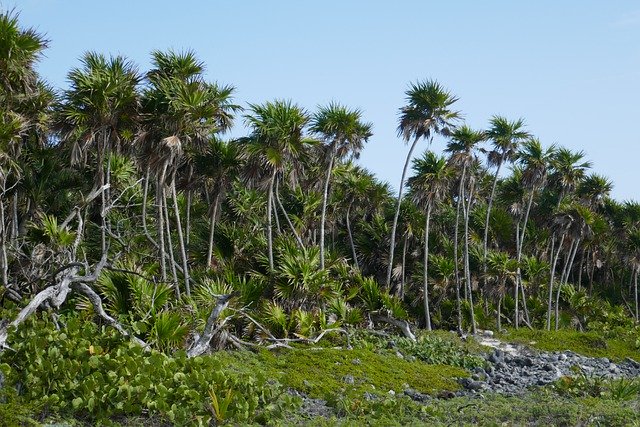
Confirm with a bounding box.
[1,10,639,358]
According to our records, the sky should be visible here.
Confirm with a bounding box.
[9,0,640,201]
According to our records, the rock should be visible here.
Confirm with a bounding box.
[404,388,430,402]
[624,357,640,369]
[351,358,361,365]
[388,390,396,396]
[343,375,355,385]
[363,392,377,401]
[395,351,404,359]
[386,340,397,349]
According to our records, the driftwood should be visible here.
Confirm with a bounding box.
[187,293,234,357]
[370,313,417,341]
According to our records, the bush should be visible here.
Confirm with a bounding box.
[0,314,299,425]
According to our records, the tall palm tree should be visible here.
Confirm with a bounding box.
[513,138,554,327]
[550,147,592,202]
[407,151,452,330]
[483,116,530,271]
[446,125,486,333]
[387,79,460,288]
[140,49,238,296]
[242,100,310,271]
[56,52,140,253]
[310,103,372,269]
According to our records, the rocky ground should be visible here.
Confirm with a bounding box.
[457,331,640,396]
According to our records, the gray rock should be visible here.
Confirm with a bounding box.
[343,375,355,385]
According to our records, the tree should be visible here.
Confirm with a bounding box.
[407,151,452,330]
[485,250,518,330]
[310,103,372,269]
[242,100,310,271]
[56,52,140,254]
[483,116,530,279]
[446,125,485,333]
[387,80,460,288]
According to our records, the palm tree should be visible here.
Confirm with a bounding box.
[387,79,460,288]
[407,151,452,330]
[193,138,243,267]
[550,148,592,202]
[56,52,140,253]
[140,49,238,296]
[483,116,530,274]
[242,100,310,271]
[310,103,372,269]
[446,125,486,333]
[513,138,554,327]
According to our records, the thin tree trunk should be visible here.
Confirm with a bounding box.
[515,189,535,328]
[423,203,432,331]
[0,196,8,288]
[142,166,157,246]
[346,203,359,270]
[547,234,564,330]
[556,238,579,330]
[387,136,421,288]
[206,193,220,268]
[462,174,477,334]
[272,196,281,234]
[170,172,190,297]
[400,233,408,298]
[162,185,179,292]
[320,148,336,270]
[454,179,463,333]
[634,266,638,322]
[267,172,276,272]
[157,164,168,282]
[496,294,503,331]
[483,157,504,296]
[275,178,304,249]
[10,193,18,244]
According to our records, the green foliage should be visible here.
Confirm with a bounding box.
[0,314,298,425]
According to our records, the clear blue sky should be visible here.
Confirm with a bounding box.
[10,0,640,201]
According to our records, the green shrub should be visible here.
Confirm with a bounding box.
[0,314,299,425]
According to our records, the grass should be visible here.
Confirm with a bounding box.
[498,328,640,361]
[211,347,467,405]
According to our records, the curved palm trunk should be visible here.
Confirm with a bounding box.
[399,233,408,297]
[387,136,420,288]
[170,173,190,297]
[267,172,276,272]
[275,178,304,249]
[423,203,433,330]
[547,234,561,330]
[320,148,336,270]
[206,193,221,268]
[346,203,359,270]
[496,294,503,331]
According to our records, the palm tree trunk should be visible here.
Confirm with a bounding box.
[275,178,304,249]
[157,164,168,282]
[514,189,535,328]
[463,175,477,334]
[387,136,420,288]
[0,196,8,288]
[206,193,220,268]
[10,193,18,244]
[547,234,564,330]
[320,148,336,270]
[163,188,180,295]
[634,266,638,322]
[400,233,408,298]
[496,294,503,331]
[556,238,579,330]
[454,176,463,333]
[423,203,433,331]
[346,203,359,270]
[142,166,157,246]
[483,156,504,281]
[267,172,276,271]
[170,172,190,297]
